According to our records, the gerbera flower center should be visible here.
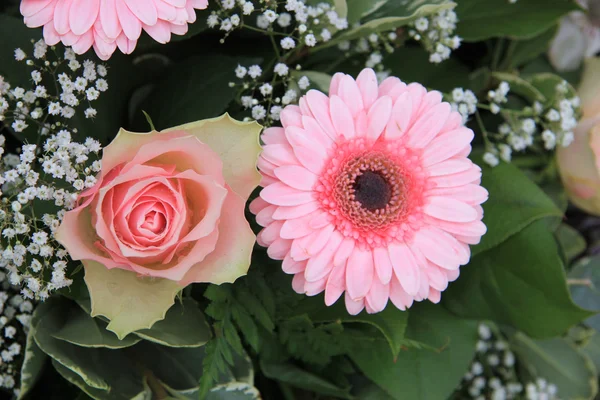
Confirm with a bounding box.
[353,170,392,211]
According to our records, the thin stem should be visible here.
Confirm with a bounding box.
[475,110,492,148]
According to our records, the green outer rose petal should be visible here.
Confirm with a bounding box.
[165,113,263,200]
[83,261,182,340]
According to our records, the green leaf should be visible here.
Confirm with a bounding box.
[18,327,48,400]
[141,55,258,129]
[134,298,212,348]
[83,260,182,340]
[349,303,477,400]
[456,0,579,42]
[345,0,390,24]
[290,70,332,93]
[445,220,594,338]
[510,333,598,399]
[580,332,600,373]
[528,72,579,101]
[206,383,261,400]
[52,360,152,400]
[319,1,455,50]
[386,46,472,92]
[260,360,352,399]
[491,72,546,103]
[569,256,600,331]
[306,299,408,357]
[51,304,141,349]
[556,223,586,265]
[506,25,559,69]
[473,158,563,256]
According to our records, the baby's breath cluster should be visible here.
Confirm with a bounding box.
[0,129,101,301]
[0,274,34,398]
[336,30,402,82]
[448,87,478,123]
[0,40,109,136]
[208,0,347,50]
[0,43,106,301]
[455,323,559,400]
[409,9,461,63]
[232,62,310,125]
[482,80,581,167]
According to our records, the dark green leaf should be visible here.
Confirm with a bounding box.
[349,303,477,400]
[445,220,594,338]
[569,256,600,331]
[141,55,257,129]
[18,327,47,400]
[345,0,390,24]
[260,360,352,399]
[506,25,559,69]
[510,333,598,399]
[473,158,562,256]
[134,298,212,348]
[52,305,140,349]
[491,72,546,103]
[456,0,579,41]
[307,299,409,358]
[556,223,586,264]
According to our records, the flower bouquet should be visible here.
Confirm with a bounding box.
[0,0,599,399]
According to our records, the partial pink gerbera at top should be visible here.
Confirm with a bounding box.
[250,68,488,315]
[20,0,209,60]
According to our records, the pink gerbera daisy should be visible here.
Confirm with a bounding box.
[250,68,488,315]
[20,0,209,60]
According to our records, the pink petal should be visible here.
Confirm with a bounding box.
[304,276,327,296]
[428,159,473,176]
[71,30,95,54]
[426,263,449,292]
[260,182,314,206]
[285,127,327,174]
[282,255,306,274]
[301,116,334,148]
[345,248,373,301]
[274,165,318,191]
[143,20,171,44]
[429,166,482,188]
[69,0,99,35]
[99,0,122,38]
[421,127,474,166]
[333,237,355,267]
[388,242,420,296]
[338,75,364,116]
[423,196,478,223]
[384,92,412,140]
[116,0,143,40]
[262,144,298,166]
[304,232,343,282]
[53,0,72,34]
[413,227,469,270]
[267,238,291,260]
[429,288,442,304]
[305,90,337,140]
[365,278,389,314]
[125,0,158,25]
[424,217,487,237]
[280,213,316,239]
[24,0,56,27]
[272,201,320,220]
[262,127,287,145]
[406,102,451,148]
[43,23,61,45]
[329,72,344,96]
[427,184,489,205]
[249,197,269,214]
[356,68,379,110]
[329,95,356,139]
[20,0,55,17]
[344,292,365,315]
[255,205,276,227]
[325,262,346,306]
[367,95,392,141]
[280,106,303,128]
[389,276,413,311]
[292,273,306,294]
[373,246,393,285]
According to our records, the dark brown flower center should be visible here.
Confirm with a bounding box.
[352,170,392,211]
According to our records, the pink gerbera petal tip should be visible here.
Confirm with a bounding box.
[20,0,209,60]
[251,68,488,315]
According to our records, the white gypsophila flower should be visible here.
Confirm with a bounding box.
[264,9,278,23]
[305,34,317,47]
[242,2,254,15]
[221,19,233,31]
[281,37,296,50]
[483,152,499,167]
[207,14,219,28]
[235,65,248,78]
[14,49,25,61]
[257,15,270,29]
[282,89,298,105]
[259,83,273,97]
[298,76,310,90]
[222,0,235,9]
[248,65,262,79]
[252,105,266,120]
[230,14,241,27]
[274,63,289,76]
[278,13,292,27]
[270,105,283,121]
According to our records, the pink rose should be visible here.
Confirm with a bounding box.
[55,114,262,286]
[557,57,600,214]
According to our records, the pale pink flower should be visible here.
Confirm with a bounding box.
[20,0,209,60]
[55,114,262,285]
[250,68,488,315]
